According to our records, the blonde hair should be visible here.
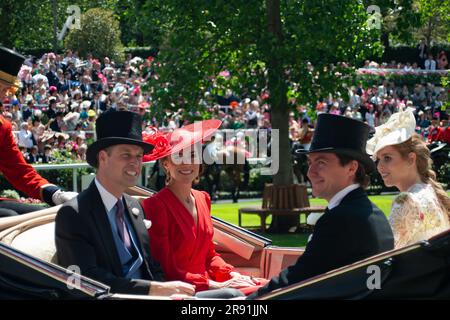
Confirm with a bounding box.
[393,134,450,218]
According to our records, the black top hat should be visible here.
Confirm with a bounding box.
[86,111,154,167]
[297,114,375,172]
[0,47,25,86]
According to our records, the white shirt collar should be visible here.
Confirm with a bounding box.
[327,184,360,210]
[95,178,122,213]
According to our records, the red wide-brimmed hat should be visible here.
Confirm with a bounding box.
[142,119,222,162]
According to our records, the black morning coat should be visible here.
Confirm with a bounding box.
[249,187,394,298]
[55,181,165,294]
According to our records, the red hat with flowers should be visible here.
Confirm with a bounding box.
[230,101,239,109]
[142,119,222,162]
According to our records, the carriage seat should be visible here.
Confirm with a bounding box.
[0,211,59,264]
[10,222,58,264]
[0,203,265,277]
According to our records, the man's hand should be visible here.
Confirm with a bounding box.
[52,190,78,205]
[149,281,195,297]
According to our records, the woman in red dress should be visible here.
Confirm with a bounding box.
[141,120,267,294]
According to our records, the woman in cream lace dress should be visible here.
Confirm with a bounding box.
[367,110,450,248]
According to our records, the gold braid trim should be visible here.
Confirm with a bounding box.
[0,70,20,87]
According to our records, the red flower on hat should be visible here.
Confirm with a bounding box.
[147,56,154,62]
[142,128,171,162]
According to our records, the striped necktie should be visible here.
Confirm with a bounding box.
[115,199,132,251]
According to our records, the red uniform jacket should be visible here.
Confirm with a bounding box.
[142,188,233,291]
[0,115,49,200]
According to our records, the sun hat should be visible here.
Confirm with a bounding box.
[366,110,416,160]
[142,119,222,162]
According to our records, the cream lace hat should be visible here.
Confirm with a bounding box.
[366,110,417,159]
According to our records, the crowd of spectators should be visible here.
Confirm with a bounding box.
[0,49,448,165]
[0,50,155,164]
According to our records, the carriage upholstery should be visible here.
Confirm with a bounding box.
[0,200,273,278]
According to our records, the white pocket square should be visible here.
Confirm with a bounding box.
[143,219,152,230]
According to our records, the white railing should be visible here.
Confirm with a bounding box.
[32,162,154,192]
[357,68,449,75]
[31,158,270,191]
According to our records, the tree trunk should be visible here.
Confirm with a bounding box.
[265,0,296,233]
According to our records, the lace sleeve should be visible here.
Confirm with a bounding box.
[388,192,420,248]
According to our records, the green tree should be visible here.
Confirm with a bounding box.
[363,0,420,47]
[0,0,119,52]
[363,0,450,47]
[64,8,124,62]
[414,0,450,46]
[141,0,382,232]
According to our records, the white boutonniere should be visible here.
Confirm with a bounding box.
[143,219,152,230]
[131,207,140,217]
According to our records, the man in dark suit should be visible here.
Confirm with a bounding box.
[249,114,394,299]
[55,111,195,296]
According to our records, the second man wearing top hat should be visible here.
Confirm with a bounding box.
[249,114,394,298]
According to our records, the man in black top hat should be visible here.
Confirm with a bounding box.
[249,114,394,299]
[55,111,196,296]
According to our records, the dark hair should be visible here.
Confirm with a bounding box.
[94,145,114,169]
[335,153,370,188]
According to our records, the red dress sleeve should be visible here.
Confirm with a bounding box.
[0,116,49,200]
[201,191,234,282]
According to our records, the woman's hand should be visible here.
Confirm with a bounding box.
[208,272,257,289]
[229,272,257,286]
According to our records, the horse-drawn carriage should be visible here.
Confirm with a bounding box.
[1,185,449,300]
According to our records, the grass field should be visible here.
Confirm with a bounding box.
[211,194,398,247]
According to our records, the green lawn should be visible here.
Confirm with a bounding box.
[211,194,397,247]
